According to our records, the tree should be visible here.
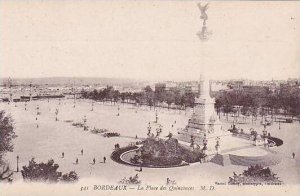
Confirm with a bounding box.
[92,89,98,100]
[165,91,175,110]
[228,165,281,184]
[143,86,154,110]
[61,171,79,183]
[0,111,16,182]
[215,99,222,116]
[0,111,17,158]
[0,165,13,181]
[144,85,153,93]
[80,89,89,99]
[21,159,79,183]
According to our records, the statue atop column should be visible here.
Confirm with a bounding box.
[197,3,212,41]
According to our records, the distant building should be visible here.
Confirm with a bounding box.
[154,83,166,93]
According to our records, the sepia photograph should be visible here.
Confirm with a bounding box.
[0,0,299,196]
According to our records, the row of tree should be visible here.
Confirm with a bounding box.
[215,84,300,118]
[81,85,196,109]
[81,83,300,118]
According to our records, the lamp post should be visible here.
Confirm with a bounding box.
[147,122,151,136]
[36,105,39,115]
[25,102,27,111]
[73,86,76,108]
[16,155,19,172]
[135,103,138,113]
[203,135,208,161]
[117,105,120,116]
[155,110,158,123]
[83,115,87,131]
[91,101,94,111]
[215,137,220,154]
[55,108,59,121]
[36,114,39,128]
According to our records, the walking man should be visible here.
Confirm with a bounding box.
[81,149,83,156]
[76,158,78,165]
[62,152,64,158]
[103,156,106,163]
[292,152,295,159]
[93,158,96,165]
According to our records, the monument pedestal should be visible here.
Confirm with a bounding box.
[178,75,229,151]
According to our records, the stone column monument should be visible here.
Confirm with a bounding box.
[178,75,225,149]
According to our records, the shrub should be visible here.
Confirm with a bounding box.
[61,171,79,182]
[21,159,79,183]
[228,164,281,185]
[119,174,141,184]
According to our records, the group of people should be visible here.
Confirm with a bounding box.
[61,149,107,165]
[114,143,120,150]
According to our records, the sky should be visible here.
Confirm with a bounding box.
[0,0,299,81]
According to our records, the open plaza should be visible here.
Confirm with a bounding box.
[1,97,299,185]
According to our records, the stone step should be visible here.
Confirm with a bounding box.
[222,154,231,166]
[210,153,281,167]
[229,153,281,167]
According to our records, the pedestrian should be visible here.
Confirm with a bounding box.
[135,135,138,139]
[103,156,106,163]
[81,149,83,156]
[292,152,295,159]
[62,152,64,158]
[139,167,142,172]
[76,158,78,164]
[93,158,96,165]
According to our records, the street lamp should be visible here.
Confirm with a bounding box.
[117,105,120,116]
[55,108,59,121]
[147,122,151,136]
[215,137,220,154]
[73,89,76,108]
[36,105,39,115]
[83,115,87,131]
[16,155,19,172]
